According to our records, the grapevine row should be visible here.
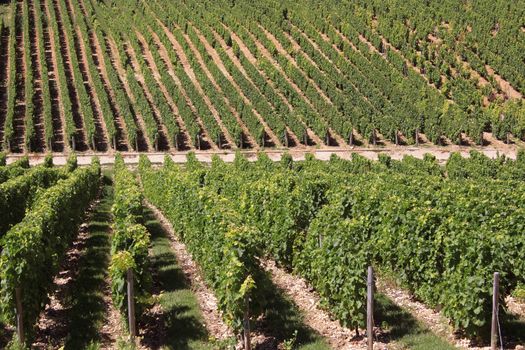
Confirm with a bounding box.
[110,155,150,320]
[0,159,99,340]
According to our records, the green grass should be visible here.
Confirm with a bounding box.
[142,207,216,350]
[63,172,115,349]
[375,293,456,350]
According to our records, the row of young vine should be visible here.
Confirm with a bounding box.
[53,0,95,149]
[33,0,54,150]
[66,0,118,149]
[3,0,16,151]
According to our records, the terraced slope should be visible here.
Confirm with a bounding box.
[0,0,523,153]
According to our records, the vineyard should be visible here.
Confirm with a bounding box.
[0,0,523,154]
[0,0,525,349]
[0,151,524,349]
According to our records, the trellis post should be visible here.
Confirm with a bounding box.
[491,272,500,350]
[367,266,374,350]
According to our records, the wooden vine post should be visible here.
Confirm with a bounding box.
[367,266,374,350]
[243,295,251,350]
[127,268,137,339]
[15,287,24,344]
[491,272,500,350]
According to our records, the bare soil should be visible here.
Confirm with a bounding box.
[485,64,522,99]
[181,25,258,149]
[260,24,333,106]
[263,260,381,350]
[212,28,303,147]
[236,24,325,146]
[262,25,348,146]
[32,191,121,349]
[12,0,27,153]
[192,24,282,147]
[76,0,129,152]
[32,227,91,349]
[378,278,525,350]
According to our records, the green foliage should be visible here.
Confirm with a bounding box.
[67,152,78,172]
[140,155,269,334]
[0,158,30,184]
[0,166,68,238]
[141,152,525,338]
[0,162,100,342]
[110,155,151,324]
[43,153,53,168]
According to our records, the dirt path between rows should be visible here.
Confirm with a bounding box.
[254,24,347,146]
[295,23,383,119]
[259,23,350,147]
[41,0,69,152]
[32,186,122,349]
[28,0,46,152]
[66,0,110,151]
[485,64,522,100]
[12,0,27,153]
[50,0,89,151]
[377,278,525,350]
[259,24,333,106]
[0,21,9,149]
[77,0,130,151]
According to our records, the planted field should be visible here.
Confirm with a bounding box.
[0,0,523,154]
[0,0,525,348]
[0,151,524,349]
